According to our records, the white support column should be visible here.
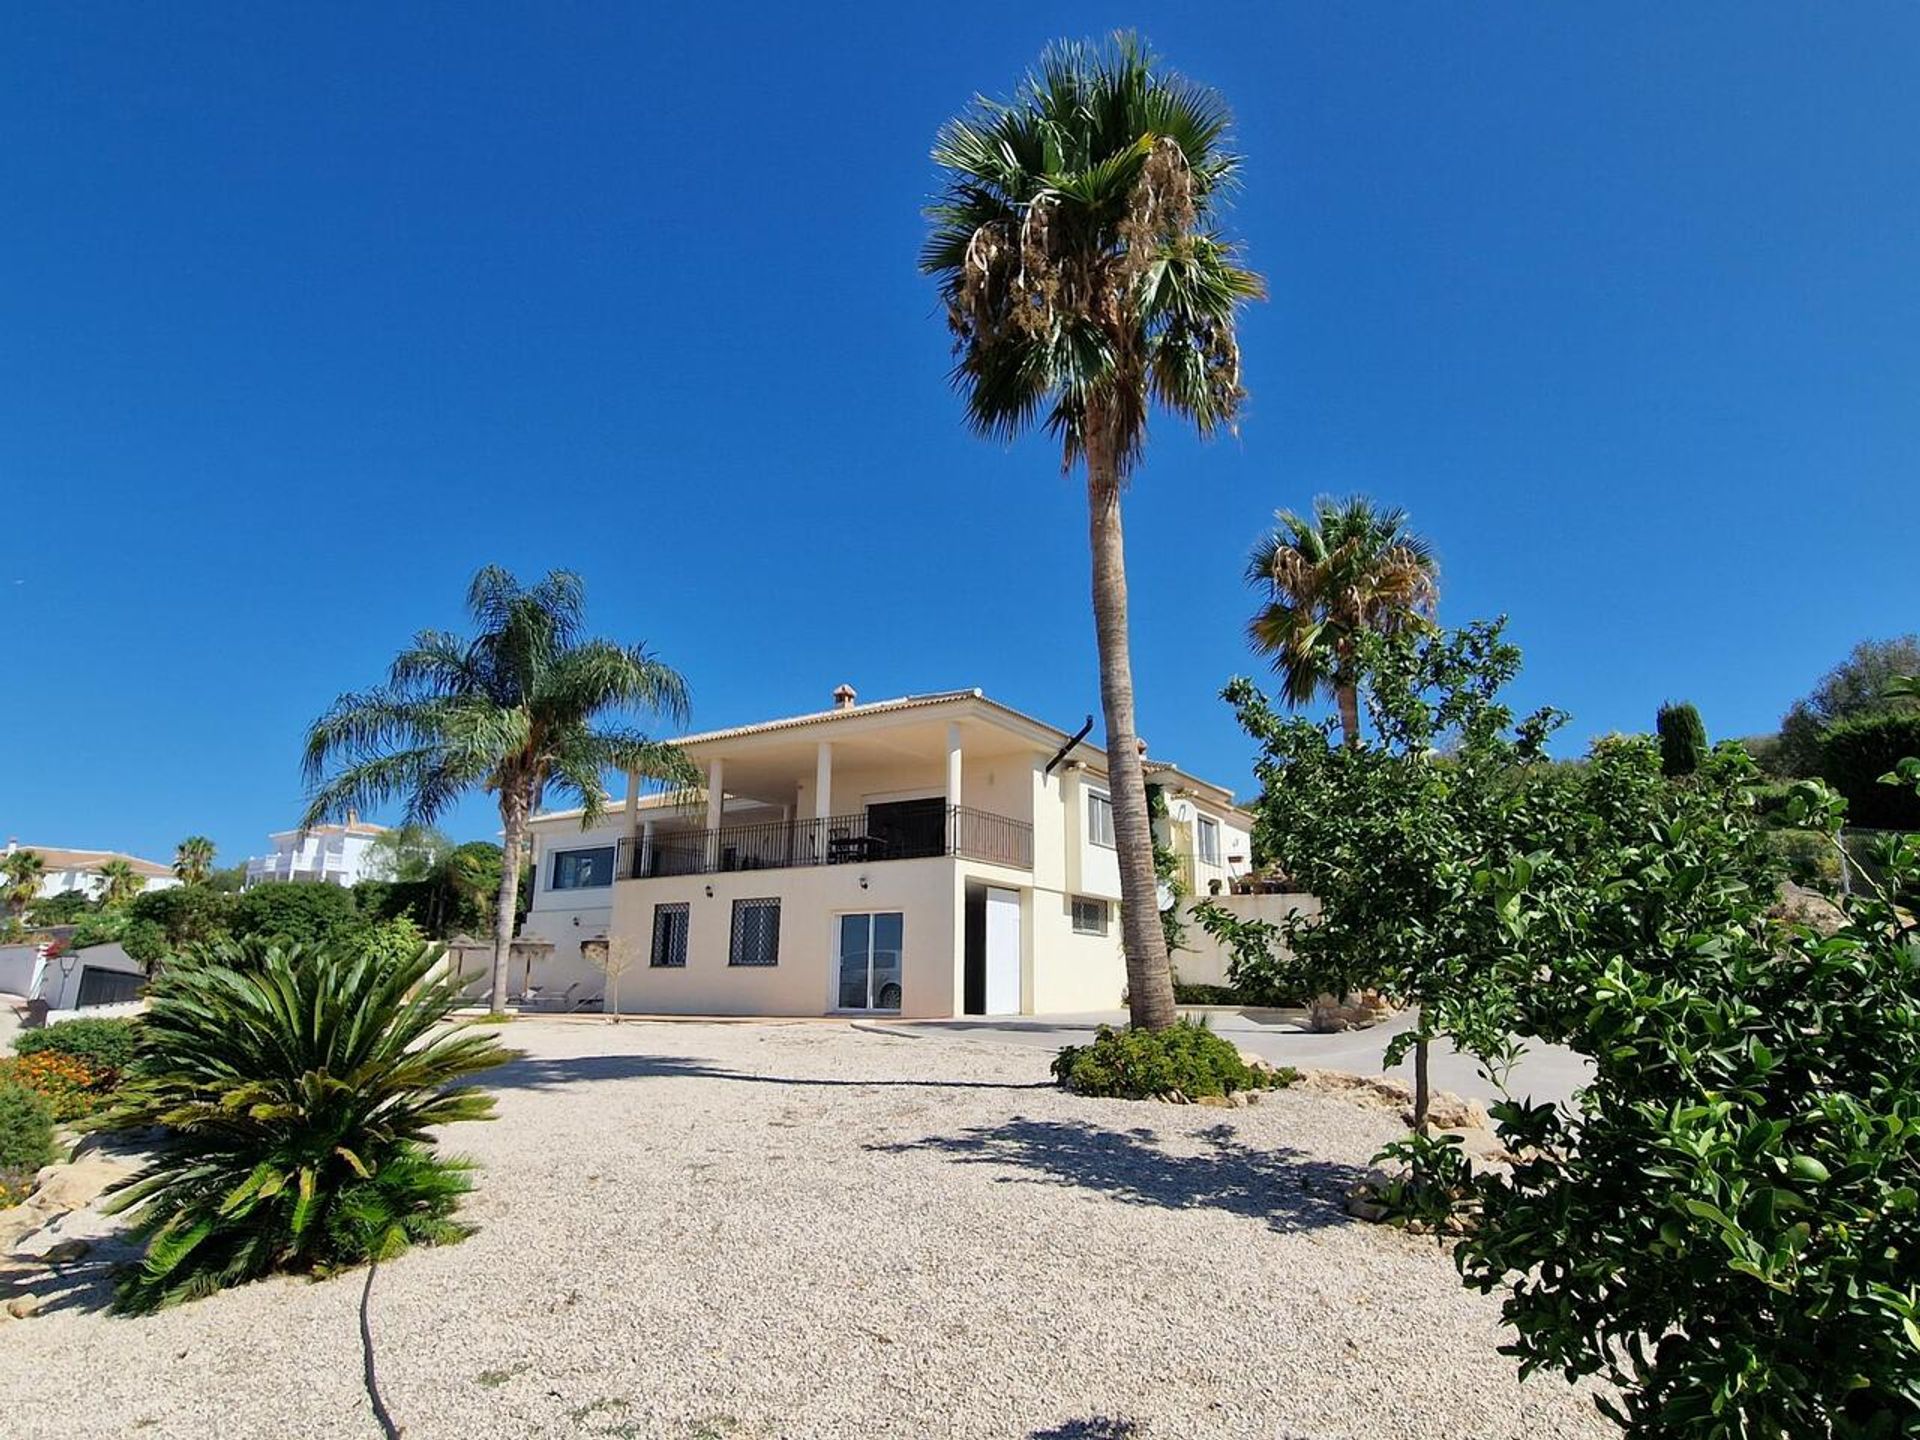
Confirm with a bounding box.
[639,818,655,879]
[706,758,725,871]
[946,722,963,855]
[622,767,640,876]
[815,741,833,821]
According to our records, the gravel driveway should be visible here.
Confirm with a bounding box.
[2,1020,1609,1440]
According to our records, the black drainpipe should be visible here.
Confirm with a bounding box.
[1044,715,1095,776]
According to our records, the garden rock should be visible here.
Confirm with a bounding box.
[41,1238,91,1265]
[29,1154,132,1213]
[6,1292,43,1319]
[1772,881,1846,937]
[1307,991,1393,1032]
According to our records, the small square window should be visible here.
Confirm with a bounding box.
[1071,896,1109,936]
[1196,816,1221,865]
[729,898,780,966]
[1087,790,1115,848]
[650,903,689,968]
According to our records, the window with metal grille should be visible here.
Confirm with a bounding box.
[1196,815,1221,864]
[729,898,780,966]
[1071,896,1109,936]
[650,902,689,968]
[1087,789,1115,848]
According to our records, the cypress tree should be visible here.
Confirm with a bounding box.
[1657,700,1709,777]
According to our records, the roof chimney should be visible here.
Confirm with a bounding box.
[832,683,858,711]
[346,808,359,826]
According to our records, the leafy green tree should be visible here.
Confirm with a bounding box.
[125,885,237,963]
[1224,620,1562,1128]
[365,823,452,883]
[101,935,509,1312]
[96,857,145,908]
[172,835,216,885]
[230,881,362,948]
[1777,634,1920,777]
[1817,711,1920,830]
[300,566,693,1012]
[2,848,45,920]
[204,863,247,894]
[1245,495,1439,747]
[1656,699,1709,777]
[1460,771,1918,1437]
[924,35,1262,1030]
[26,888,96,926]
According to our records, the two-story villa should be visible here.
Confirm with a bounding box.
[243,815,390,888]
[517,687,1253,1018]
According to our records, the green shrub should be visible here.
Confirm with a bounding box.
[1819,711,1920,829]
[1656,700,1709,778]
[14,1016,143,1072]
[26,889,96,926]
[101,935,511,1312]
[1459,776,1920,1437]
[229,881,365,948]
[1370,1129,1476,1234]
[1171,982,1245,1006]
[65,911,129,952]
[0,1080,56,1200]
[1051,1020,1295,1100]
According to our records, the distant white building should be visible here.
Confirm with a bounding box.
[1,840,179,901]
[244,815,390,888]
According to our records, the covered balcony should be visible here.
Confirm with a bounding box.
[615,803,1031,878]
[610,694,1040,882]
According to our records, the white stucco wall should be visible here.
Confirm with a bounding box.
[608,857,963,1018]
[34,943,147,1012]
[1170,892,1319,991]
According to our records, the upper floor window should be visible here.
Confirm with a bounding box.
[1196,815,1221,865]
[729,898,781,966]
[550,845,616,891]
[1087,789,1115,848]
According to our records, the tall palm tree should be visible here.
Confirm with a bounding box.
[924,36,1263,1031]
[2,849,46,920]
[96,857,145,907]
[1246,495,1439,747]
[173,835,216,885]
[300,566,695,1013]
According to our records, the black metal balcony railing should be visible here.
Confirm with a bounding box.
[615,805,1032,879]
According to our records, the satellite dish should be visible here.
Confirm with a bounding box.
[1156,880,1177,912]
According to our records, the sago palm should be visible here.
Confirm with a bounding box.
[300,565,695,1012]
[2,849,45,919]
[103,935,509,1311]
[173,835,216,885]
[96,856,145,907]
[924,35,1263,1031]
[1246,495,1439,746]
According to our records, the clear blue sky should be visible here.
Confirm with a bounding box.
[3,5,1915,867]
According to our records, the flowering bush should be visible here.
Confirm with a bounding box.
[0,1051,118,1122]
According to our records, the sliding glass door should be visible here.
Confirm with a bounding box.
[837,911,903,1011]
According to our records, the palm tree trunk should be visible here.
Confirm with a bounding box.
[1336,682,1361,748]
[1085,415,1177,1033]
[490,795,527,1015]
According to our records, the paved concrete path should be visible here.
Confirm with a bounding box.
[883,1006,1591,1108]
